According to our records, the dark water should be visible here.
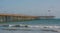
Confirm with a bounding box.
[6,19,60,25]
[0,19,60,33]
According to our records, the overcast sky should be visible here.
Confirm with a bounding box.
[0,0,60,18]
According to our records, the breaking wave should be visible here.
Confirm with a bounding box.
[28,25,60,29]
[1,24,60,32]
[1,24,60,29]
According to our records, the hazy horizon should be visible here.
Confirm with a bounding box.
[0,0,60,18]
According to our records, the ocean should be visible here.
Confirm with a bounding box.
[0,19,60,33]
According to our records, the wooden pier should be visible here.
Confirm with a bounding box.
[0,13,55,22]
[0,14,38,22]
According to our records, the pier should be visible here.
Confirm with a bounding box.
[0,13,55,22]
[0,14,38,22]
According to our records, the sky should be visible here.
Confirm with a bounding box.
[0,0,60,18]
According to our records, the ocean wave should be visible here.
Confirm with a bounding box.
[1,24,60,32]
[28,25,60,29]
[1,24,60,29]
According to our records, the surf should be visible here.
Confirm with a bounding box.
[0,24,60,32]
